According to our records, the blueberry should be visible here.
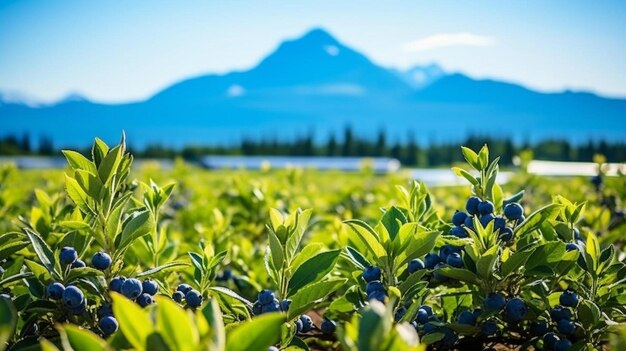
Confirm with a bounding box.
[109,276,126,292]
[295,319,303,333]
[565,243,579,252]
[452,211,468,226]
[493,217,506,230]
[71,259,86,268]
[185,289,203,308]
[142,280,158,296]
[423,322,437,334]
[464,215,475,230]
[362,266,382,283]
[438,245,457,262]
[543,332,560,349]
[457,310,476,325]
[258,289,275,305]
[394,307,407,321]
[504,297,527,322]
[121,278,143,299]
[551,306,572,321]
[554,339,573,351]
[480,214,495,227]
[280,299,291,311]
[365,281,385,295]
[481,319,498,335]
[424,253,441,269]
[408,259,424,273]
[432,263,448,282]
[499,227,514,242]
[466,196,481,215]
[99,315,119,335]
[449,226,468,238]
[321,319,336,334]
[504,203,524,221]
[529,320,548,336]
[261,300,280,313]
[137,293,155,307]
[47,282,65,300]
[92,252,112,270]
[557,319,575,335]
[60,247,77,265]
[62,285,84,308]
[299,314,314,333]
[478,200,495,215]
[416,308,430,324]
[446,252,463,268]
[559,290,579,307]
[177,283,192,294]
[172,291,184,303]
[367,290,386,303]
[252,301,262,315]
[222,269,232,280]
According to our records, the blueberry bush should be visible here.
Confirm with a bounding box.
[0,138,625,351]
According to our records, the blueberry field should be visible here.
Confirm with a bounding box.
[1,138,626,351]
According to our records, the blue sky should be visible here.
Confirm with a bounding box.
[1,0,625,103]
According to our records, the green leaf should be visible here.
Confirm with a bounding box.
[288,250,341,295]
[395,228,440,270]
[62,150,97,174]
[225,313,285,351]
[24,228,60,280]
[478,145,489,170]
[344,220,387,261]
[476,245,500,279]
[268,229,284,272]
[155,296,198,351]
[116,210,154,255]
[586,231,600,273]
[65,174,90,210]
[381,206,407,242]
[97,145,122,185]
[500,249,534,277]
[0,296,17,349]
[461,146,481,170]
[515,204,561,237]
[437,267,480,284]
[136,262,189,278]
[451,167,479,186]
[111,292,153,351]
[288,279,347,319]
[202,299,226,351]
[290,243,324,272]
[503,190,525,205]
[577,300,601,328]
[60,324,109,351]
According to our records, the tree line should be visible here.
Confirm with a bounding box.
[1,129,625,166]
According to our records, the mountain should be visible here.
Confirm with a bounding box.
[1,28,625,148]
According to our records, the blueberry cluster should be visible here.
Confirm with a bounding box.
[540,291,579,350]
[96,302,119,336]
[449,197,524,243]
[252,289,289,315]
[362,266,386,303]
[59,247,112,270]
[109,276,159,308]
[414,305,458,347]
[172,283,203,308]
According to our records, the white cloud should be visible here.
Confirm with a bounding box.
[403,33,495,52]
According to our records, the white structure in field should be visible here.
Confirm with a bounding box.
[200,156,401,173]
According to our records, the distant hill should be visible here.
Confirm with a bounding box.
[1,27,625,148]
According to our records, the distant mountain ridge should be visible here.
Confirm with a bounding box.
[1,27,625,148]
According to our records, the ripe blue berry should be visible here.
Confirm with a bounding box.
[47,282,65,300]
[438,245,457,262]
[177,283,192,294]
[258,289,275,305]
[321,319,336,334]
[478,200,494,215]
[529,320,548,336]
[59,247,77,265]
[99,316,119,335]
[280,299,291,311]
[565,243,579,251]
[408,259,424,273]
[71,259,86,268]
[142,280,158,296]
[504,297,527,322]
[362,266,381,283]
[137,293,155,307]
[394,306,407,321]
[109,276,126,292]
[62,285,84,308]
[493,217,506,230]
[457,310,476,325]
[424,253,441,269]
[452,211,468,226]
[481,319,498,335]
[551,306,572,321]
[554,339,573,351]
[504,203,524,220]
[185,289,203,308]
[449,226,468,238]
[121,278,143,299]
[557,319,575,335]
[446,252,463,268]
[464,215,475,230]
[299,314,314,333]
[295,319,303,333]
[416,306,432,324]
[466,196,481,215]
[480,214,495,227]
[543,332,560,349]
[559,290,579,307]
[367,290,386,303]
[365,281,385,295]
[499,227,514,242]
[92,252,112,270]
